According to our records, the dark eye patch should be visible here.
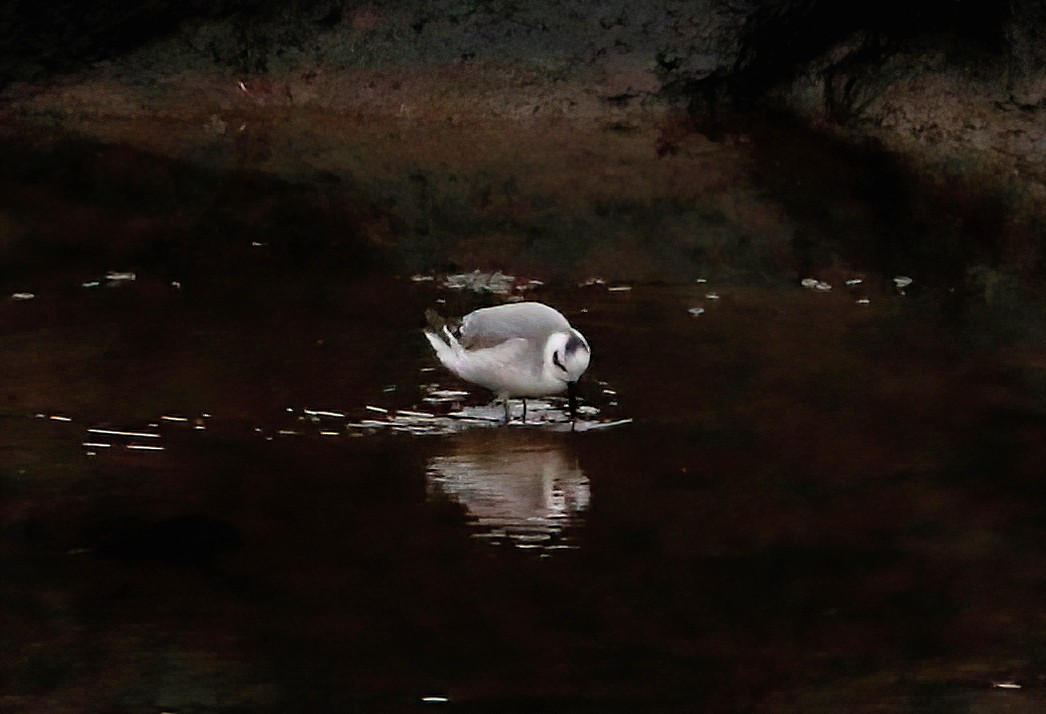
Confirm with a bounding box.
[564,333,588,355]
[552,351,568,372]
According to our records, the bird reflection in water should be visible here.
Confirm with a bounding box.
[426,434,589,549]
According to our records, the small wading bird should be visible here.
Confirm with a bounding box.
[424,301,591,424]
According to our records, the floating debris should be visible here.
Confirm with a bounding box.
[303,408,346,419]
[688,307,706,317]
[801,278,832,291]
[397,409,435,419]
[442,270,516,294]
[410,274,436,282]
[421,695,450,704]
[992,682,1022,690]
[321,389,633,436]
[856,298,871,305]
[446,410,504,424]
[87,428,161,439]
[845,278,864,286]
[423,388,470,403]
[80,423,166,455]
[11,292,35,300]
[695,277,708,283]
[573,417,634,431]
[704,292,720,300]
[894,276,913,289]
[579,277,607,287]
[105,271,136,285]
[606,285,633,292]
[66,395,629,444]
[82,280,101,288]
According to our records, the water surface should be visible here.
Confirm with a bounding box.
[3,130,1046,712]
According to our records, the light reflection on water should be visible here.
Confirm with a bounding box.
[426,433,590,549]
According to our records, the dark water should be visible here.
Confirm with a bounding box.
[4,132,1046,713]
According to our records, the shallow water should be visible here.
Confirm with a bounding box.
[4,130,1046,712]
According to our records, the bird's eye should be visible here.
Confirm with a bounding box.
[552,351,568,372]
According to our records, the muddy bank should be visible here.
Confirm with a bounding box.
[3,0,1044,230]
[2,6,1043,301]
[0,80,768,286]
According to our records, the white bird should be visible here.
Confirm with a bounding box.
[424,301,591,423]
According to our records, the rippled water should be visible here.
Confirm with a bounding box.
[4,130,1046,712]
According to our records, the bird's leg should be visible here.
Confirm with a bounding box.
[503,398,511,425]
[567,381,579,421]
[522,398,527,424]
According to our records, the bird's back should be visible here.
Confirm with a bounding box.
[459,302,571,350]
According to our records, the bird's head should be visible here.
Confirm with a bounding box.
[543,328,591,386]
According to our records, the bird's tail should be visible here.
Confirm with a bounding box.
[424,307,446,333]
[423,308,463,368]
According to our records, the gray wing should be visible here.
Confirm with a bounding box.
[459,302,570,350]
